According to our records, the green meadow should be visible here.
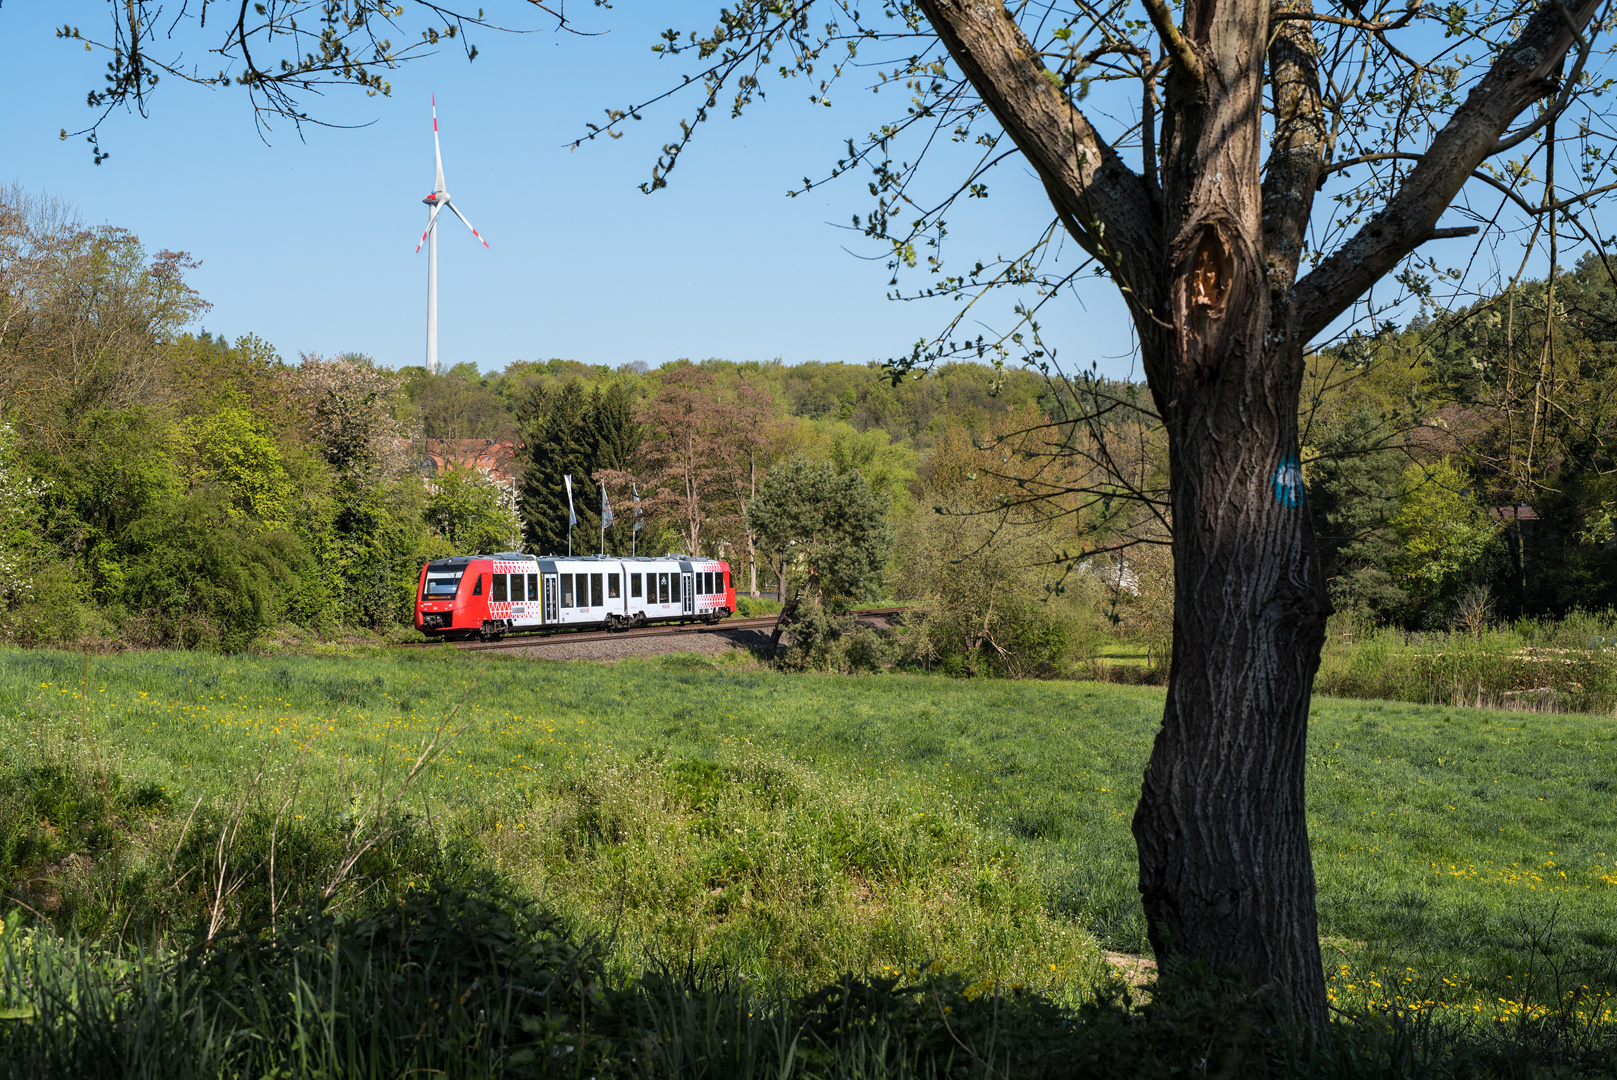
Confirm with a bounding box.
[2,646,1615,1029]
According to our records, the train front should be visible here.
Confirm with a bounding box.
[415,557,479,637]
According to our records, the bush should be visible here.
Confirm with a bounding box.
[119,491,314,651]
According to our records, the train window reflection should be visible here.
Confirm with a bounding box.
[423,573,462,599]
[561,576,573,607]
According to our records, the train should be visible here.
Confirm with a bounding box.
[414,552,737,641]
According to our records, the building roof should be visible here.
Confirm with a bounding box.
[403,438,524,485]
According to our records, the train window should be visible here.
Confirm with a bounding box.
[590,574,603,606]
[670,573,680,603]
[658,573,669,603]
[608,573,620,599]
[492,574,508,603]
[422,571,463,599]
[561,575,573,607]
[472,575,484,596]
[704,571,713,595]
[572,573,586,607]
[528,573,538,601]
[630,573,642,598]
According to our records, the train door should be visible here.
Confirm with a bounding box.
[681,573,694,615]
[543,575,558,624]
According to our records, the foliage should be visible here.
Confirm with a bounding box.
[894,502,1085,679]
[118,491,312,651]
[1390,458,1503,616]
[749,457,894,606]
[181,406,295,529]
[403,362,521,443]
[426,464,523,555]
[292,353,409,485]
[520,380,602,556]
[1305,407,1409,621]
[0,423,52,639]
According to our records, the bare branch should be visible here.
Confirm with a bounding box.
[1294,0,1603,344]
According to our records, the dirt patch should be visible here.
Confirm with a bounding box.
[1104,951,1157,989]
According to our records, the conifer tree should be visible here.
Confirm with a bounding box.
[520,382,596,555]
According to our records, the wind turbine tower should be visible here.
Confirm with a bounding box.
[416,94,489,375]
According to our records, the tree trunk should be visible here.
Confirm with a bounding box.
[1132,331,1330,1030]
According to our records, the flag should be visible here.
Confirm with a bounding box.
[632,479,645,533]
[563,474,577,526]
[600,483,614,527]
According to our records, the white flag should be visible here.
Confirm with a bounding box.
[563,474,577,526]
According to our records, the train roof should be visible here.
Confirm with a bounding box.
[427,553,728,567]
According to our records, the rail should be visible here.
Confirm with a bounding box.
[393,607,910,654]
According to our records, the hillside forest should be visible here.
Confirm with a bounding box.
[5,186,1617,672]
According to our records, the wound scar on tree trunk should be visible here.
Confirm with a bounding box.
[1174,222,1241,386]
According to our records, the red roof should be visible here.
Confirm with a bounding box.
[404,439,524,485]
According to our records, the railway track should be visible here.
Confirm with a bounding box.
[394,608,909,655]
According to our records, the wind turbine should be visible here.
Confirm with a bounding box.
[415,94,489,375]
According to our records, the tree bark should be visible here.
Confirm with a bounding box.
[1133,326,1330,1028]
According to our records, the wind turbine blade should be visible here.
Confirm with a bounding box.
[414,202,442,253]
[447,202,490,249]
[432,93,445,191]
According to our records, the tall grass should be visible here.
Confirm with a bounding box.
[1317,614,1617,713]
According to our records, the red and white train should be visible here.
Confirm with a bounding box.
[414,553,736,641]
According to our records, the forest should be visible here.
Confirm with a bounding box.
[4,182,1617,672]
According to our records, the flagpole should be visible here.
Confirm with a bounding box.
[631,478,642,558]
[564,474,577,557]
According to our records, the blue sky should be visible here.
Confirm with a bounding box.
[1,3,1139,379]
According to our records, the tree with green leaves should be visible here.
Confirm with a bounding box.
[520,381,597,556]
[1390,458,1503,614]
[426,465,523,555]
[748,456,893,608]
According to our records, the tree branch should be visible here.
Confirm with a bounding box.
[1141,0,1205,86]
[914,0,1165,325]
[1292,0,1602,345]
[1261,0,1330,297]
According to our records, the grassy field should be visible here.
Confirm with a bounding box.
[1,645,1614,1029]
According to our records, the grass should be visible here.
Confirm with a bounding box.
[1,646,1615,1033]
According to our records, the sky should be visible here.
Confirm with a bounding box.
[0,2,1140,379]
